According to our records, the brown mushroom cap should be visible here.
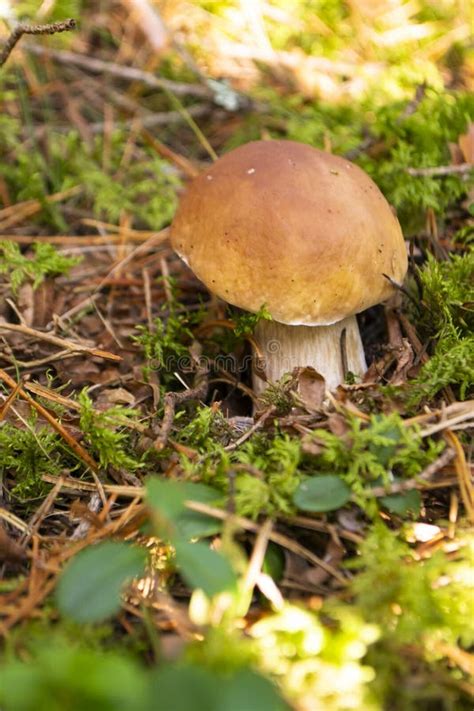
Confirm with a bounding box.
[171,140,408,325]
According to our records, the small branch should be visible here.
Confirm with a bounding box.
[184,500,347,585]
[224,406,276,451]
[25,44,212,98]
[406,163,473,178]
[367,448,456,498]
[0,321,121,362]
[0,18,76,67]
[154,372,208,451]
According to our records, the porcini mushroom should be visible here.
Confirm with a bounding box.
[170,140,407,393]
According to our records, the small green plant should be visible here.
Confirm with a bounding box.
[57,542,147,624]
[0,640,151,711]
[249,604,379,711]
[231,304,272,337]
[410,336,474,402]
[66,132,180,227]
[133,277,205,384]
[177,405,235,451]
[178,408,445,519]
[413,251,474,341]
[0,241,81,295]
[234,434,302,517]
[78,390,142,472]
[179,411,304,518]
[305,412,444,509]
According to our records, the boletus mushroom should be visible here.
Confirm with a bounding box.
[170,140,407,393]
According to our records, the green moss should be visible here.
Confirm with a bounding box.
[0,416,62,501]
[0,123,180,229]
[406,251,474,403]
[132,278,205,385]
[286,89,473,231]
[307,413,444,509]
[78,390,143,472]
[411,336,474,402]
[231,304,272,338]
[412,252,474,341]
[0,241,81,295]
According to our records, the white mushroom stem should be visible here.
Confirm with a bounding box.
[253,315,367,395]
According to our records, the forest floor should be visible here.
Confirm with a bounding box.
[0,2,473,710]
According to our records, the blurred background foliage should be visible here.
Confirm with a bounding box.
[0,0,472,233]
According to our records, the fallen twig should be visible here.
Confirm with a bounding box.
[25,45,212,98]
[406,163,473,177]
[155,372,209,450]
[0,186,82,230]
[224,405,276,451]
[0,18,76,67]
[0,321,121,362]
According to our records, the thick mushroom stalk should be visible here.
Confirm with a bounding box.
[253,315,366,395]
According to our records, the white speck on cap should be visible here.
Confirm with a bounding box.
[247,168,256,174]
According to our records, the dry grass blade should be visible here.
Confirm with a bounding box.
[0,380,22,420]
[0,508,28,533]
[0,186,82,229]
[20,476,65,546]
[241,518,273,594]
[0,233,159,246]
[444,430,474,523]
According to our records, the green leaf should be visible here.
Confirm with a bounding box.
[221,668,290,711]
[380,489,421,516]
[262,542,285,582]
[176,482,223,539]
[293,475,351,512]
[0,644,151,711]
[151,664,220,711]
[150,665,290,711]
[56,542,146,623]
[146,478,223,540]
[368,420,400,466]
[174,541,237,597]
[146,478,187,522]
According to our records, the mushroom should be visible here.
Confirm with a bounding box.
[170,140,407,394]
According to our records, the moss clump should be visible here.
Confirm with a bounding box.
[352,524,474,710]
[0,124,180,230]
[407,251,474,403]
[0,416,62,501]
[0,241,81,295]
[78,390,143,473]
